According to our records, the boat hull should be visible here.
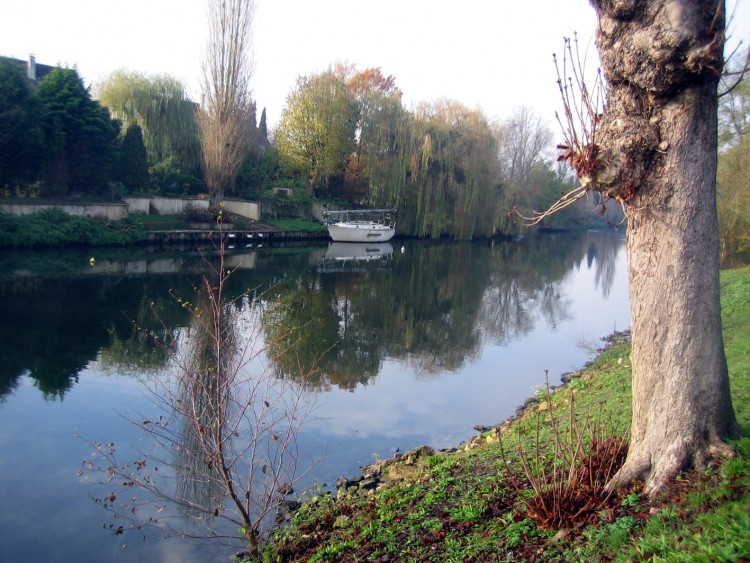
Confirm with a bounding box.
[327,223,395,242]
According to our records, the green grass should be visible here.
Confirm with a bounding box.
[264,218,327,233]
[259,267,750,563]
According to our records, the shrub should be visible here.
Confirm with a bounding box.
[0,210,145,247]
[500,371,628,530]
[179,202,214,223]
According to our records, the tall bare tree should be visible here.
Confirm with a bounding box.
[558,1,738,494]
[198,0,256,205]
[496,106,553,186]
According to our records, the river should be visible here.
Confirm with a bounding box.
[0,232,630,562]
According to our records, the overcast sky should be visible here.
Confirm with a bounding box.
[1,0,748,131]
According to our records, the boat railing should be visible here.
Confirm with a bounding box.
[322,208,397,226]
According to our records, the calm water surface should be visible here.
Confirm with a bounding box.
[0,233,630,562]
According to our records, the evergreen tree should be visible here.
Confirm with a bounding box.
[119,124,150,193]
[258,107,268,140]
[36,67,120,196]
[0,59,45,191]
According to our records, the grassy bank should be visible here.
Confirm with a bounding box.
[264,218,327,233]
[259,267,750,562]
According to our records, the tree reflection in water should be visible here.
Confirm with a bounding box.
[0,233,625,560]
[0,233,623,400]
[263,233,623,389]
[83,252,318,557]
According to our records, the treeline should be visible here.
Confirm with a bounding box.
[717,49,750,265]
[0,57,604,240]
[272,64,589,239]
[0,60,125,198]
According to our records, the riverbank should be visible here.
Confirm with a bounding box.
[0,207,334,248]
[258,267,750,562]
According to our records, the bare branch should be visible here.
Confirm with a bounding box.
[81,224,321,557]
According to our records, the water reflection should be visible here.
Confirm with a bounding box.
[0,233,624,401]
[318,242,394,273]
[172,290,235,523]
[0,233,629,562]
[265,234,623,388]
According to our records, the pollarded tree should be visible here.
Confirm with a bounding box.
[560,1,738,494]
[198,0,257,205]
[275,70,358,197]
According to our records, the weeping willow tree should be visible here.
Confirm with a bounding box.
[95,70,201,173]
[364,99,502,239]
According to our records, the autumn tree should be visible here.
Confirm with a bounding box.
[559,1,738,493]
[337,64,402,159]
[275,70,357,197]
[337,65,403,200]
[198,0,257,205]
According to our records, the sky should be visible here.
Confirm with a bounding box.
[1,0,748,131]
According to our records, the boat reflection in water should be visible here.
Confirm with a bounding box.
[318,242,394,273]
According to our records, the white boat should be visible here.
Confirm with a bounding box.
[322,209,396,242]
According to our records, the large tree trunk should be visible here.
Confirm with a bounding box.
[587,0,738,494]
[618,78,737,494]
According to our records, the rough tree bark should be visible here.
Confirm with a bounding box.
[583,0,738,494]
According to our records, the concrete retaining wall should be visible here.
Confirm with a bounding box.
[223,199,260,221]
[2,196,262,222]
[0,202,128,220]
[121,197,150,214]
[124,196,212,216]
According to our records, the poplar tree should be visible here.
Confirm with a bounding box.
[198,0,257,205]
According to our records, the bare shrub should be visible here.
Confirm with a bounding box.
[499,371,628,530]
[81,226,318,556]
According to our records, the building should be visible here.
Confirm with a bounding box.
[0,54,56,84]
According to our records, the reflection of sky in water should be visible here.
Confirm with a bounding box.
[0,235,631,562]
[298,240,631,490]
[0,372,230,562]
